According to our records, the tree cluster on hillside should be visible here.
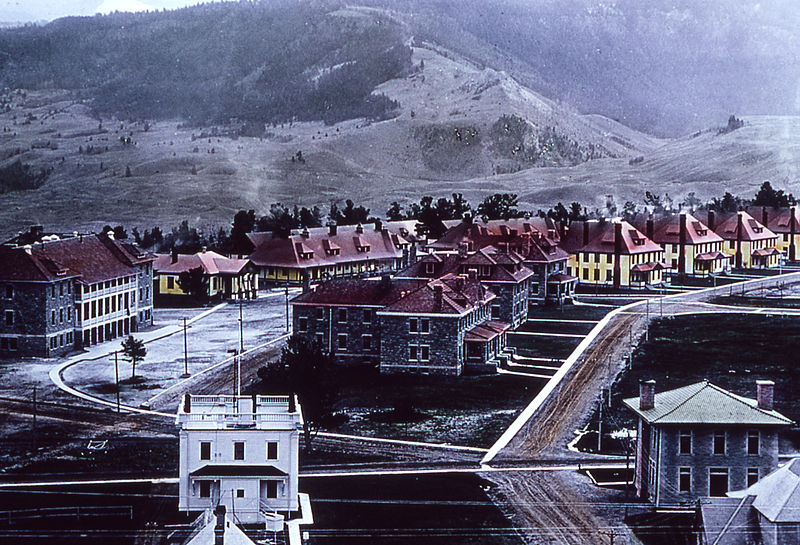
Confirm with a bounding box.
[0,159,50,193]
[0,1,412,126]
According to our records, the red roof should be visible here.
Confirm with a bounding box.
[248,223,410,269]
[746,206,800,234]
[0,245,80,282]
[753,247,780,257]
[697,211,777,242]
[291,277,426,307]
[465,320,510,342]
[380,273,494,315]
[631,213,723,245]
[395,247,534,284]
[547,272,578,284]
[696,251,729,262]
[561,220,662,255]
[154,251,250,276]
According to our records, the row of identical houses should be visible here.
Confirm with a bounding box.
[0,232,154,358]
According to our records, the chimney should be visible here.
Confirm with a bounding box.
[761,207,769,227]
[171,248,178,264]
[708,210,716,231]
[289,394,296,413]
[201,246,207,253]
[463,213,473,225]
[252,393,257,414]
[300,228,309,238]
[467,269,478,280]
[183,394,191,413]
[582,221,590,247]
[458,241,469,258]
[735,212,744,268]
[328,223,337,236]
[678,213,687,276]
[646,217,654,240]
[214,505,226,545]
[791,207,797,261]
[355,223,363,234]
[756,380,774,411]
[433,284,443,311]
[613,222,623,289]
[374,219,382,231]
[639,380,656,410]
[380,273,391,290]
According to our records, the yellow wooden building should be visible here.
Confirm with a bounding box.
[700,210,779,269]
[153,250,257,302]
[747,206,800,261]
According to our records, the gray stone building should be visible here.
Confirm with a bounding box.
[0,232,155,358]
[394,245,533,328]
[290,273,509,375]
[624,380,793,507]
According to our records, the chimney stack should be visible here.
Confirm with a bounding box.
[380,273,391,290]
[791,207,797,261]
[374,219,382,231]
[639,380,656,410]
[458,241,469,258]
[646,217,654,240]
[355,223,363,234]
[328,223,337,236]
[214,505,226,545]
[171,248,178,264]
[762,207,769,227]
[708,210,716,231]
[433,284,443,311]
[756,380,774,411]
[582,221,590,247]
[678,213,687,276]
[183,394,191,413]
[613,222,623,290]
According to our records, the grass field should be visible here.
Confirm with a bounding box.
[301,473,522,545]
[599,313,800,441]
[323,369,543,448]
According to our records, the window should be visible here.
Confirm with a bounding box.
[234,441,245,460]
[606,269,613,281]
[491,305,500,320]
[5,310,13,326]
[363,309,372,324]
[362,335,372,351]
[582,269,589,280]
[679,430,692,455]
[409,344,429,361]
[409,345,417,361]
[298,317,308,332]
[747,468,759,487]
[593,269,600,281]
[91,301,97,318]
[236,489,245,498]
[51,310,56,324]
[316,307,324,320]
[199,481,211,498]
[266,481,278,498]
[338,308,347,323]
[679,468,691,493]
[267,441,278,460]
[420,345,430,361]
[713,431,726,455]
[315,333,325,347]
[167,277,174,289]
[747,431,759,455]
[337,334,347,350]
[59,309,64,323]
[425,262,435,275]
[3,286,11,299]
[59,283,64,296]
[709,468,729,497]
[419,318,430,333]
[200,441,211,460]
[409,318,418,333]
[67,308,71,321]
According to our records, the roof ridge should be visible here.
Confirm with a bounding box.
[711,496,751,545]
[652,381,710,423]
[708,382,793,423]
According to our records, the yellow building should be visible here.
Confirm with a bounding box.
[247,222,412,286]
[633,212,728,277]
[562,220,666,288]
[153,250,257,303]
[747,206,800,261]
[701,211,779,269]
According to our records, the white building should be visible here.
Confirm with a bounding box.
[176,394,303,524]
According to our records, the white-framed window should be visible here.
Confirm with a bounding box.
[409,318,418,333]
[5,310,14,326]
[425,262,435,275]
[200,441,212,460]
[362,334,372,351]
[234,441,245,460]
[709,467,729,497]
[316,307,325,320]
[679,430,692,455]
[419,318,430,333]
[236,489,245,498]
[267,441,279,460]
[338,308,347,323]
[409,344,430,362]
[679,467,691,493]
[747,467,759,487]
[747,431,759,455]
[298,317,308,332]
[337,334,347,350]
[363,309,372,324]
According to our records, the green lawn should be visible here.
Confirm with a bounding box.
[603,313,800,434]
[508,335,581,360]
[527,304,611,321]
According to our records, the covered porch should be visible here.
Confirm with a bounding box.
[464,321,510,371]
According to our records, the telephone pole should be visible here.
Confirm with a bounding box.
[114,350,120,413]
[182,317,190,377]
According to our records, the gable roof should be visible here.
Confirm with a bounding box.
[700,496,757,545]
[561,220,663,255]
[0,245,81,282]
[696,210,777,242]
[290,277,425,307]
[630,213,723,245]
[745,206,800,235]
[247,223,410,269]
[379,273,494,316]
[728,458,800,523]
[395,247,534,284]
[154,251,249,276]
[623,381,793,426]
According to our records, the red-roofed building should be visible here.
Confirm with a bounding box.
[697,210,779,269]
[746,205,800,261]
[290,273,510,375]
[247,221,412,286]
[153,250,257,303]
[631,212,728,277]
[562,219,666,288]
[0,232,154,357]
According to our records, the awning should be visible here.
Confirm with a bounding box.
[190,465,287,478]
[752,247,780,257]
[547,273,578,284]
[631,262,667,273]
[465,321,510,343]
[696,251,729,262]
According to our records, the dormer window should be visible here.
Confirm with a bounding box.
[425,262,435,275]
[356,244,370,253]
[480,265,491,277]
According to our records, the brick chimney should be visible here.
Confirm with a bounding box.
[678,213,687,276]
[433,284,443,311]
[328,223,337,236]
[761,207,769,227]
[458,241,469,258]
[791,207,797,261]
[735,212,744,268]
[183,394,191,413]
[646,217,654,240]
[708,210,716,231]
[582,221,590,247]
[639,380,656,410]
[214,505,226,545]
[613,222,623,290]
[756,380,774,411]
[171,248,178,264]
[374,219,382,231]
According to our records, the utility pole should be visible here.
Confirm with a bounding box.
[600,530,618,545]
[284,283,289,332]
[645,298,650,341]
[182,317,189,377]
[114,350,120,413]
[597,395,603,453]
[238,299,244,353]
[32,385,37,450]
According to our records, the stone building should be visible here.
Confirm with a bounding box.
[624,380,793,507]
[394,245,533,328]
[290,273,509,375]
[0,232,154,358]
[176,394,304,524]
